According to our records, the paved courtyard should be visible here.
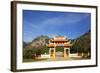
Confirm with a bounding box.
[23,52,90,62]
[44,52,83,61]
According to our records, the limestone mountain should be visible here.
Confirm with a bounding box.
[23,42,30,48]
[71,30,91,53]
[30,35,49,48]
[23,35,50,50]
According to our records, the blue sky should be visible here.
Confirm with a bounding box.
[23,10,91,42]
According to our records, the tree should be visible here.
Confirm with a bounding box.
[23,49,33,59]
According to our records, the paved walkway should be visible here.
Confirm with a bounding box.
[45,52,82,61]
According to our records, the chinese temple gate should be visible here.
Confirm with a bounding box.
[47,36,72,59]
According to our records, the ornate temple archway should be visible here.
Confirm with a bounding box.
[47,36,72,59]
